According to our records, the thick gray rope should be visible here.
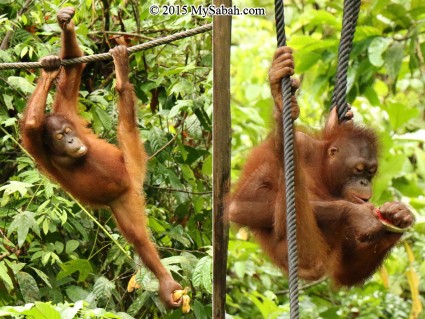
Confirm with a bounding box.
[331,0,361,122]
[274,1,299,318]
[0,23,212,71]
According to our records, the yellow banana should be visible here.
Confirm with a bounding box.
[182,295,191,313]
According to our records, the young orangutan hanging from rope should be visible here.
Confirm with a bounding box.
[20,7,182,308]
[229,46,415,285]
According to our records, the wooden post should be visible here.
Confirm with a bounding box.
[212,1,232,318]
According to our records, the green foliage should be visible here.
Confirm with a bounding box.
[228,0,425,318]
[0,0,211,318]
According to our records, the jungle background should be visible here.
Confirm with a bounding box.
[0,0,212,318]
[227,0,425,318]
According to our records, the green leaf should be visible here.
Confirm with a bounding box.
[368,37,391,67]
[92,276,116,301]
[248,292,280,318]
[0,306,27,316]
[298,10,339,28]
[320,307,340,319]
[234,261,246,279]
[93,107,113,131]
[148,127,168,153]
[66,286,89,302]
[169,228,191,247]
[20,46,28,58]
[0,181,33,197]
[21,14,27,25]
[387,4,411,28]
[116,312,136,319]
[192,255,212,294]
[65,240,80,254]
[201,154,212,176]
[61,300,84,319]
[3,94,14,111]
[54,241,64,253]
[127,291,151,316]
[23,302,61,319]
[384,42,405,81]
[42,218,49,235]
[354,26,382,41]
[170,79,193,97]
[57,259,93,283]
[7,76,35,94]
[293,52,323,73]
[8,211,40,247]
[385,102,420,131]
[4,260,26,275]
[16,271,40,303]
[42,252,51,266]
[364,85,380,106]
[168,99,193,118]
[30,267,52,288]
[0,261,13,292]
[161,255,188,266]
[373,153,407,202]
[193,299,207,319]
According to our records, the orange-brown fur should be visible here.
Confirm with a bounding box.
[229,46,414,286]
[20,7,182,308]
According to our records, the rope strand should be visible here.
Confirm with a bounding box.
[331,0,361,122]
[0,23,212,71]
[274,1,360,317]
[274,1,300,318]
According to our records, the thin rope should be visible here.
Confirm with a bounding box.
[331,0,361,122]
[274,1,299,319]
[0,23,212,71]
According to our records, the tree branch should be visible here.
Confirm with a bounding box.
[0,0,33,50]
[145,184,211,195]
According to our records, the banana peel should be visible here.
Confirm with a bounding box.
[128,276,191,313]
[172,287,191,313]
[182,295,191,313]
[127,274,141,292]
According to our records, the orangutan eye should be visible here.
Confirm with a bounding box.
[354,164,365,174]
[64,127,71,133]
[56,133,64,140]
[368,167,377,175]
